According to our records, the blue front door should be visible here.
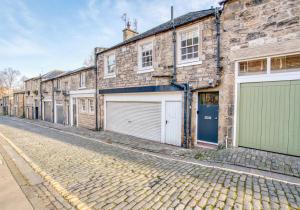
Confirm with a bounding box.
[197,92,219,144]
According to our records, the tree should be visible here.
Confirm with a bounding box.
[0,68,21,89]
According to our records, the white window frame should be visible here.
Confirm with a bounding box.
[177,25,202,67]
[80,99,87,113]
[138,39,154,73]
[104,52,116,78]
[88,99,95,114]
[79,72,86,88]
[236,52,300,83]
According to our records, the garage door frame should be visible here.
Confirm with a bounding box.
[233,59,300,155]
[104,92,182,145]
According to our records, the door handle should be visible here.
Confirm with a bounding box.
[166,120,168,125]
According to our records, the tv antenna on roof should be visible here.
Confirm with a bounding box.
[133,19,138,31]
[121,13,127,28]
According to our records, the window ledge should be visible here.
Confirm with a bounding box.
[137,68,154,74]
[104,74,116,79]
[177,60,202,68]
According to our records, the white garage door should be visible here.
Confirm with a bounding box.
[106,101,161,141]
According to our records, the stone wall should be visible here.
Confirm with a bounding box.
[220,0,300,145]
[13,93,25,118]
[52,67,96,126]
[96,16,229,145]
[77,97,95,130]
[25,78,41,119]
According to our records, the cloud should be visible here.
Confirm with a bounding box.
[0,0,45,57]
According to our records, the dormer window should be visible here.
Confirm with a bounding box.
[104,53,116,78]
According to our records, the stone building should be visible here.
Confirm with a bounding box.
[24,70,63,120]
[24,76,41,119]
[47,66,96,129]
[2,95,13,116]
[0,98,3,115]
[96,8,224,148]
[220,0,300,155]
[12,91,25,118]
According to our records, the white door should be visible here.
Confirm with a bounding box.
[106,101,161,141]
[165,101,182,146]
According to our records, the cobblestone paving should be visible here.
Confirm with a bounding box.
[12,117,300,178]
[0,136,73,210]
[0,117,300,210]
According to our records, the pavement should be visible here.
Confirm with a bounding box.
[0,152,33,210]
[0,116,300,210]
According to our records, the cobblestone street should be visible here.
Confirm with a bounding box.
[0,117,300,210]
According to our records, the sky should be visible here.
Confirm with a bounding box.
[0,0,218,78]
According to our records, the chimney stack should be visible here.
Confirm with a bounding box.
[123,21,138,41]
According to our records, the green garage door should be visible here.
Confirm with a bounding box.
[237,80,300,156]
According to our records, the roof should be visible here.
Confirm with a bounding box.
[54,66,95,79]
[24,70,64,82]
[99,8,216,54]
[42,70,65,81]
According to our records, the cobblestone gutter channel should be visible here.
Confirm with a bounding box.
[0,117,300,209]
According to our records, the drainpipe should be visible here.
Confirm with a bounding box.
[170,6,189,148]
[94,48,99,131]
[52,80,54,123]
[40,76,43,120]
[187,8,223,146]
[215,7,222,78]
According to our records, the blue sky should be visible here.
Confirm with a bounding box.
[0,0,217,78]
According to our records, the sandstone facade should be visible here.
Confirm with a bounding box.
[220,0,300,145]
[51,67,96,129]
[12,91,25,118]
[24,78,41,119]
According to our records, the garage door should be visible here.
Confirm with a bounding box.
[56,105,64,124]
[238,80,300,156]
[44,102,52,122]
[106,101,161,142]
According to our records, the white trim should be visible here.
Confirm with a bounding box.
[104,52,116,78]
[103,74,116,79]
[197,140,218,146]
[177,60,203,68]
[137,38,154,72]
[69,89,95,95]
[236,70,300,83]
[176,24,202,66]
[104,92,182,144]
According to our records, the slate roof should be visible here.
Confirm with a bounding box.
[100,8,215,54]
[41,70,65,81]
[55,66,95,79]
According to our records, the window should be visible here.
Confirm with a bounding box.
[88,99,94,114]
[80,99,86,112]
[80,72,86,88]
[179,28,199,63]
[239,59,267,75]
[105,53,116,77]
[64,81,69,90]
[271,54,300,72]
[56,79,61,89]
[138,42,153,71]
